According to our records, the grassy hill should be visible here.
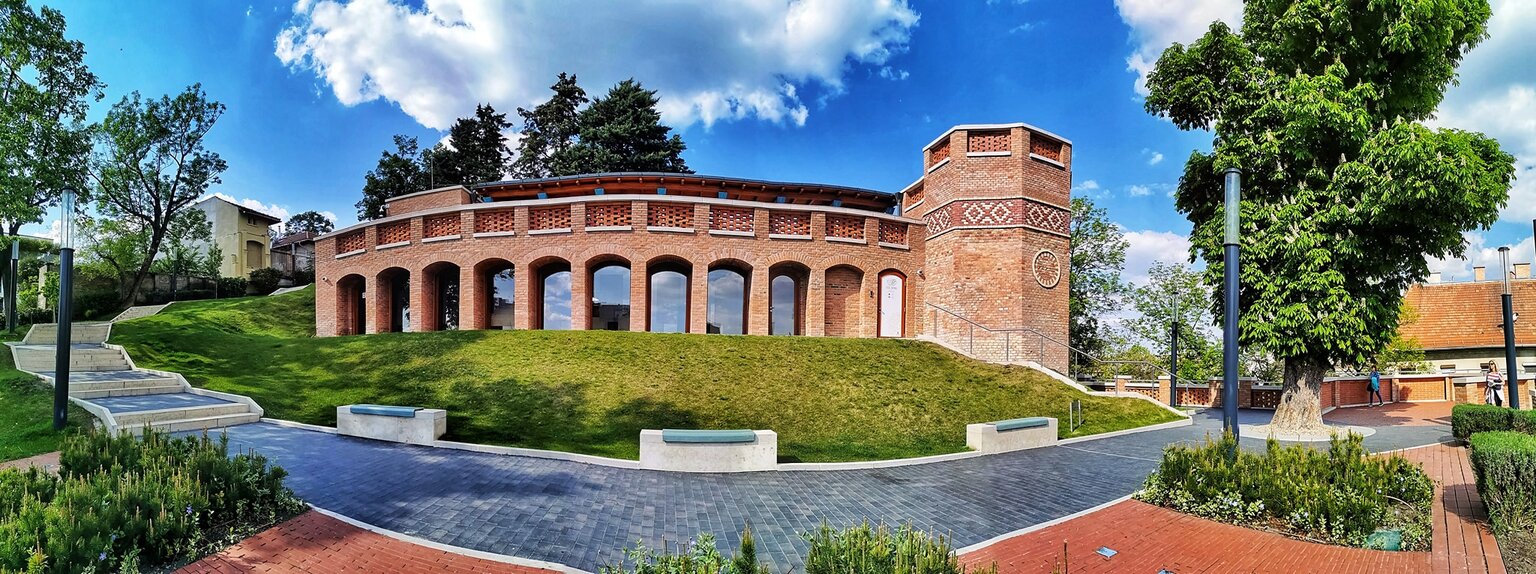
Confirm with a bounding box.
[111,286,1180,462]
[0,331,89,462]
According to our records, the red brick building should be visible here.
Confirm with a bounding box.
[314,123,1073,371]
[1400,264,1535,376]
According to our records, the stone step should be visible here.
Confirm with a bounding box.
[111,403,251,427]
[22,323,112,345]
[71,384,186,400]
[117,412,262,435]
[13,346,132,372]
[59,373,181,391]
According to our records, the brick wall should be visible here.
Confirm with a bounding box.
[385,187,472,216]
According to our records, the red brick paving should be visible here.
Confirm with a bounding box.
[959,442,1503,574]
[174,510,557,574]
[0,451,60,473]
[1324,401,1454,428]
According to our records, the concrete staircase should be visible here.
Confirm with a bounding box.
[7,323,262,435]
[109,303,171,323]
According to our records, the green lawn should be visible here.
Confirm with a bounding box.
[0,330,89,462]
[111,286,1181,462]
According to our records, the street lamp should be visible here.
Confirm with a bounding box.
[52,188,76,431]
[1222,168,1242,439]
[1169,277,1181,408]
[1499,246,1520,409]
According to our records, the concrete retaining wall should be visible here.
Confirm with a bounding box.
[638,430,778,473]
[337,406,447,446]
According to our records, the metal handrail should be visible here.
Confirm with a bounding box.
[923,302,1174,381]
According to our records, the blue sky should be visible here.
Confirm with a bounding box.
[27,0,1536,284]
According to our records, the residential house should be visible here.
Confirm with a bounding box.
[1399,263,1535,379]
[192,196,282,278]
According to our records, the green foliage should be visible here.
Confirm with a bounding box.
[152,209,219,279]
[247,267,282,295]
[216,277,248,297]
[110,287,1180,462]
[1373,303,1430,373]
[357,135,429,220]
[1067,197,1127,360]
[433,103,512,185]
[1513,409,1536,435]
[0,429,303,573]
[0,0,103,235]
[1468,432,1536,535]
[0,330,88,462]
[1122,260,1222,381]
[93,84,228,306]
[802,522,995,574]
[1136,433,1434,550]
[283,211,333,236]
[601,527,771,574]
[514,73,589,179]
[1144,1,1515,419]
[1452,403,1515,440]
[559,79,690,175]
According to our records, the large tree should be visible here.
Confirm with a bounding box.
[435,103,512,185]
[151,209,220,279]
[356,135,427,220]
[1123,260,1222,381]
[284,210,333,236]
[512,73,587,179]
[0,0,102,235]
[559,79,691,174]
[92,85,228,306]
[1146,0,1515,430]
[1069,197,1128,361]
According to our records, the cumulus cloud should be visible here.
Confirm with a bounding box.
[1122,229,1193,286]
[1113,0,1241,95]
[1127,185,1152,197]
[1143,148,1164,165]
[878,66,910,81]
[1429,233,1535,282]
[276,0,919,130]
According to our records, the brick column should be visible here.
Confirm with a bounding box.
[806,267,826,337]
[748,266,770,336]
[633,201,648,231]
[1114,375,1130,394]
[1238,378,1254,408]
[365,274,382,334]
[570,259,590,330]
[689,260,708,334]
[514,263,534,330]
[630,259,649,332]
[461,265,483,330]
[410,266,429,333]
[1157,375,1172,404]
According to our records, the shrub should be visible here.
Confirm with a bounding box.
[1469,431,1536,535]
[1453,403,1514,440]
[1136,433,1434,550]
[1513,409,1536,435]
[216,276,249,298]
[248,268,282,295]
[0,429,304,574]
[72,290,122,321]
[802,522,995,574]
[291,268,315,287]
[601,526,771,574]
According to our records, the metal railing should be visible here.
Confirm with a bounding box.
[924,303,1174,383]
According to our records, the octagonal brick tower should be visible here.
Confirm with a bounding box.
[903,124,1072,372]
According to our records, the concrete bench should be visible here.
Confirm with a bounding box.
[337,404,447,446]
[966,416,1058,453]
[640,429,777,472]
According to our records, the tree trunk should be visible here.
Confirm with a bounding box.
[1270,354,1330,431]
[122,229,167,307]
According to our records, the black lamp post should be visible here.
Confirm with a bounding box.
[51,188,76,431]
[1499,246,1520,409]
[1169,278,1181,408]
[1222,168,1242,439]
[6,240,16,333]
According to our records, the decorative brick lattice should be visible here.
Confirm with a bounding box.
[423,215,460,238]
[647,203,693,229]
[710,207,754,232]
[826,215,864,240]
[1023,202,1070,235]
[878,221,907,245]
[1030,137,1063,162]
[905,186,924,208]
[377,221,410,245]
[1251,388,1282,409]
[928,139,950,167]
[475,210,515,234]
[337,232,365,253]
[968,130,1010,154]
[530,206,571,230]
[585,203,632,227]
[769,211,810,236]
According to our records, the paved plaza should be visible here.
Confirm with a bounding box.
[195,405,1455,572]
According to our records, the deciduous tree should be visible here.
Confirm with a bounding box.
[357,135,427,220]
[284,210,333,236]
[1069,197,1128,360]
[92,85,228,306]
[1145,0,1515,430]
[1123,261,1221,381]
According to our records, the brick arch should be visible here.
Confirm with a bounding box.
[700,247,766,269]
[419,261,463,332]
[644,254,692,333]
[470,258,516,330]
[767,261,811,336]
[335,274,367,336]
[527,256,573,330]
[374,266,411,333]
[584,253,633,331]
[822,263,868,338]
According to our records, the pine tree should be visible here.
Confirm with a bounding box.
[512,73,587,178]
[436,103,511,185]
[356,135,427,220]
[558,79,691,175]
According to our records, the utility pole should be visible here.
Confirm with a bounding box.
[1222,168,1242,439]
[1500,246,1520,409]
[1169,276,1180,408]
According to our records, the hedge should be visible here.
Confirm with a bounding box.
[1452,403,1514,440]
[1468,431,1536,535]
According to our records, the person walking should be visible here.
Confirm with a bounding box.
[1486,363,1506,407]
[1368,366,1384,407]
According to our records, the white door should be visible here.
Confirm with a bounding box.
[879,273,904,337]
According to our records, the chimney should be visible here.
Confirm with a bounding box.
[1516,262,1531,279]
[1474,266,1487,281]
[1428,272,1442,284]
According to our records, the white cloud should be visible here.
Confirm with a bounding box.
[276,0,919,130]
[1008,22,1035,34]
[1074,179,1100,191]
[1122,229,1192,286]
[1143,148,1164,165]
[207,193,290,224]
[878,66,910,81]
[1114,0,1242,95]
[318,210,338,223]
[1428,233,1535,282]
[1127,185,1152,197]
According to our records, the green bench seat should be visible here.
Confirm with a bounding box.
[349,404,422,418]
[993,417,1050,432]
[662,429,757,444]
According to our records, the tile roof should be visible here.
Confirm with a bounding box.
[1400,279,1536,350]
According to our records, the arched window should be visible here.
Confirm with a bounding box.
[770,275,798,335]
[535,261,573,330]
[377,267,411,332]
[336,274,366,335]
[707,264,750,335]
[590,264,631,330]
[425,263,460,331]
[648,260,690,333]
[476,261,515,329]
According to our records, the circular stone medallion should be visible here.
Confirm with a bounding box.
[1033,249,1061,289]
